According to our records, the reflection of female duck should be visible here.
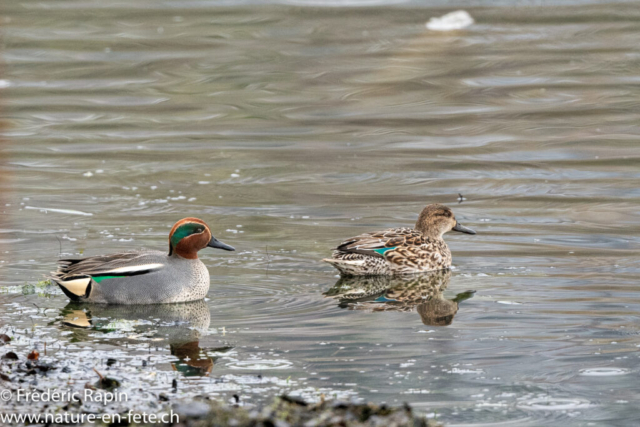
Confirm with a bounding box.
[324,270,474,326]
[60,300,230,376]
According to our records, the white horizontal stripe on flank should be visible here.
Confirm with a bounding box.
[95,263,164,275]
[25,206,93,216]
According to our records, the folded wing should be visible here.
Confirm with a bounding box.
[335,227,425,258]
[50,251,165,299]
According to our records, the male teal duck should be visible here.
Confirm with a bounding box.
[50,217,235,304]
[322,204,475,276]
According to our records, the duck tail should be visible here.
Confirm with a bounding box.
[49,273,92,301]
[322,258,366,276]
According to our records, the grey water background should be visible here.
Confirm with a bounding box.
[2,0,640,425]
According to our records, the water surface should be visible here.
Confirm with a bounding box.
[2,1,640,425]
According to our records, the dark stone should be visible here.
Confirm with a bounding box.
[2,352,18,361]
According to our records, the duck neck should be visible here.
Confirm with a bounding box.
[416,224,445,240]
[170,240,200,260]
[171,249,199,260]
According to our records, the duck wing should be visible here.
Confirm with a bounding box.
[53,251,166,280]
[335,227,425,258]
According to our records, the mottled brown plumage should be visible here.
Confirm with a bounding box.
[323,204,475,275]
[324,270,476,326]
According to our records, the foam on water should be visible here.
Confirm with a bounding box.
[579,368,629,377]
[517,398,593,411]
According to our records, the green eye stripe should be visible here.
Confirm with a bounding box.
[170,223,205,248]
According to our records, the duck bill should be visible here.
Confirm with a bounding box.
[207,237,235,251]
[452,222,476,235]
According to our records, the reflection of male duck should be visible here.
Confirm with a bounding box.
[324,270,474,326]
[60,300,231,376]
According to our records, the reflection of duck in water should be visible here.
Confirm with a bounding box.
[324,270,474,326]
[60,300,231,376]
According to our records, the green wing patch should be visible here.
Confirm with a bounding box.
[92,275,126,284]
[373,247,397,255]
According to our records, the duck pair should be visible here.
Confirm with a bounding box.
[51,204,475,305]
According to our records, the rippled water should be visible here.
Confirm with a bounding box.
[2,0,640,425]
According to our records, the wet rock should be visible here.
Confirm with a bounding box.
[2,351,19,361]
[35,363,55,373]
[97,376,120,390]
[280,395,307,406]
[161,396,437,427]
[8,358,58,377]
[0,334,11,344]
[93,368,121,390]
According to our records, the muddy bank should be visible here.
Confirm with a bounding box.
[94,396,437,427]
[1,335,436,427]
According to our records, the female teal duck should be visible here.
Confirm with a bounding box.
[323,204,475,276]
[50,217,235,304]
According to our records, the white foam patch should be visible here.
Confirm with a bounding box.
[580,367,628,376]
[426,10,474,31]
[517,398,592,411]
[25,206,93,216]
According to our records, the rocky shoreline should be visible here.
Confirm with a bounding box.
[1,336,436,427]
[162,396,437,427]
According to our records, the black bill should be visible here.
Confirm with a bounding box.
[452,222,476,235]
[207,237,236,251]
